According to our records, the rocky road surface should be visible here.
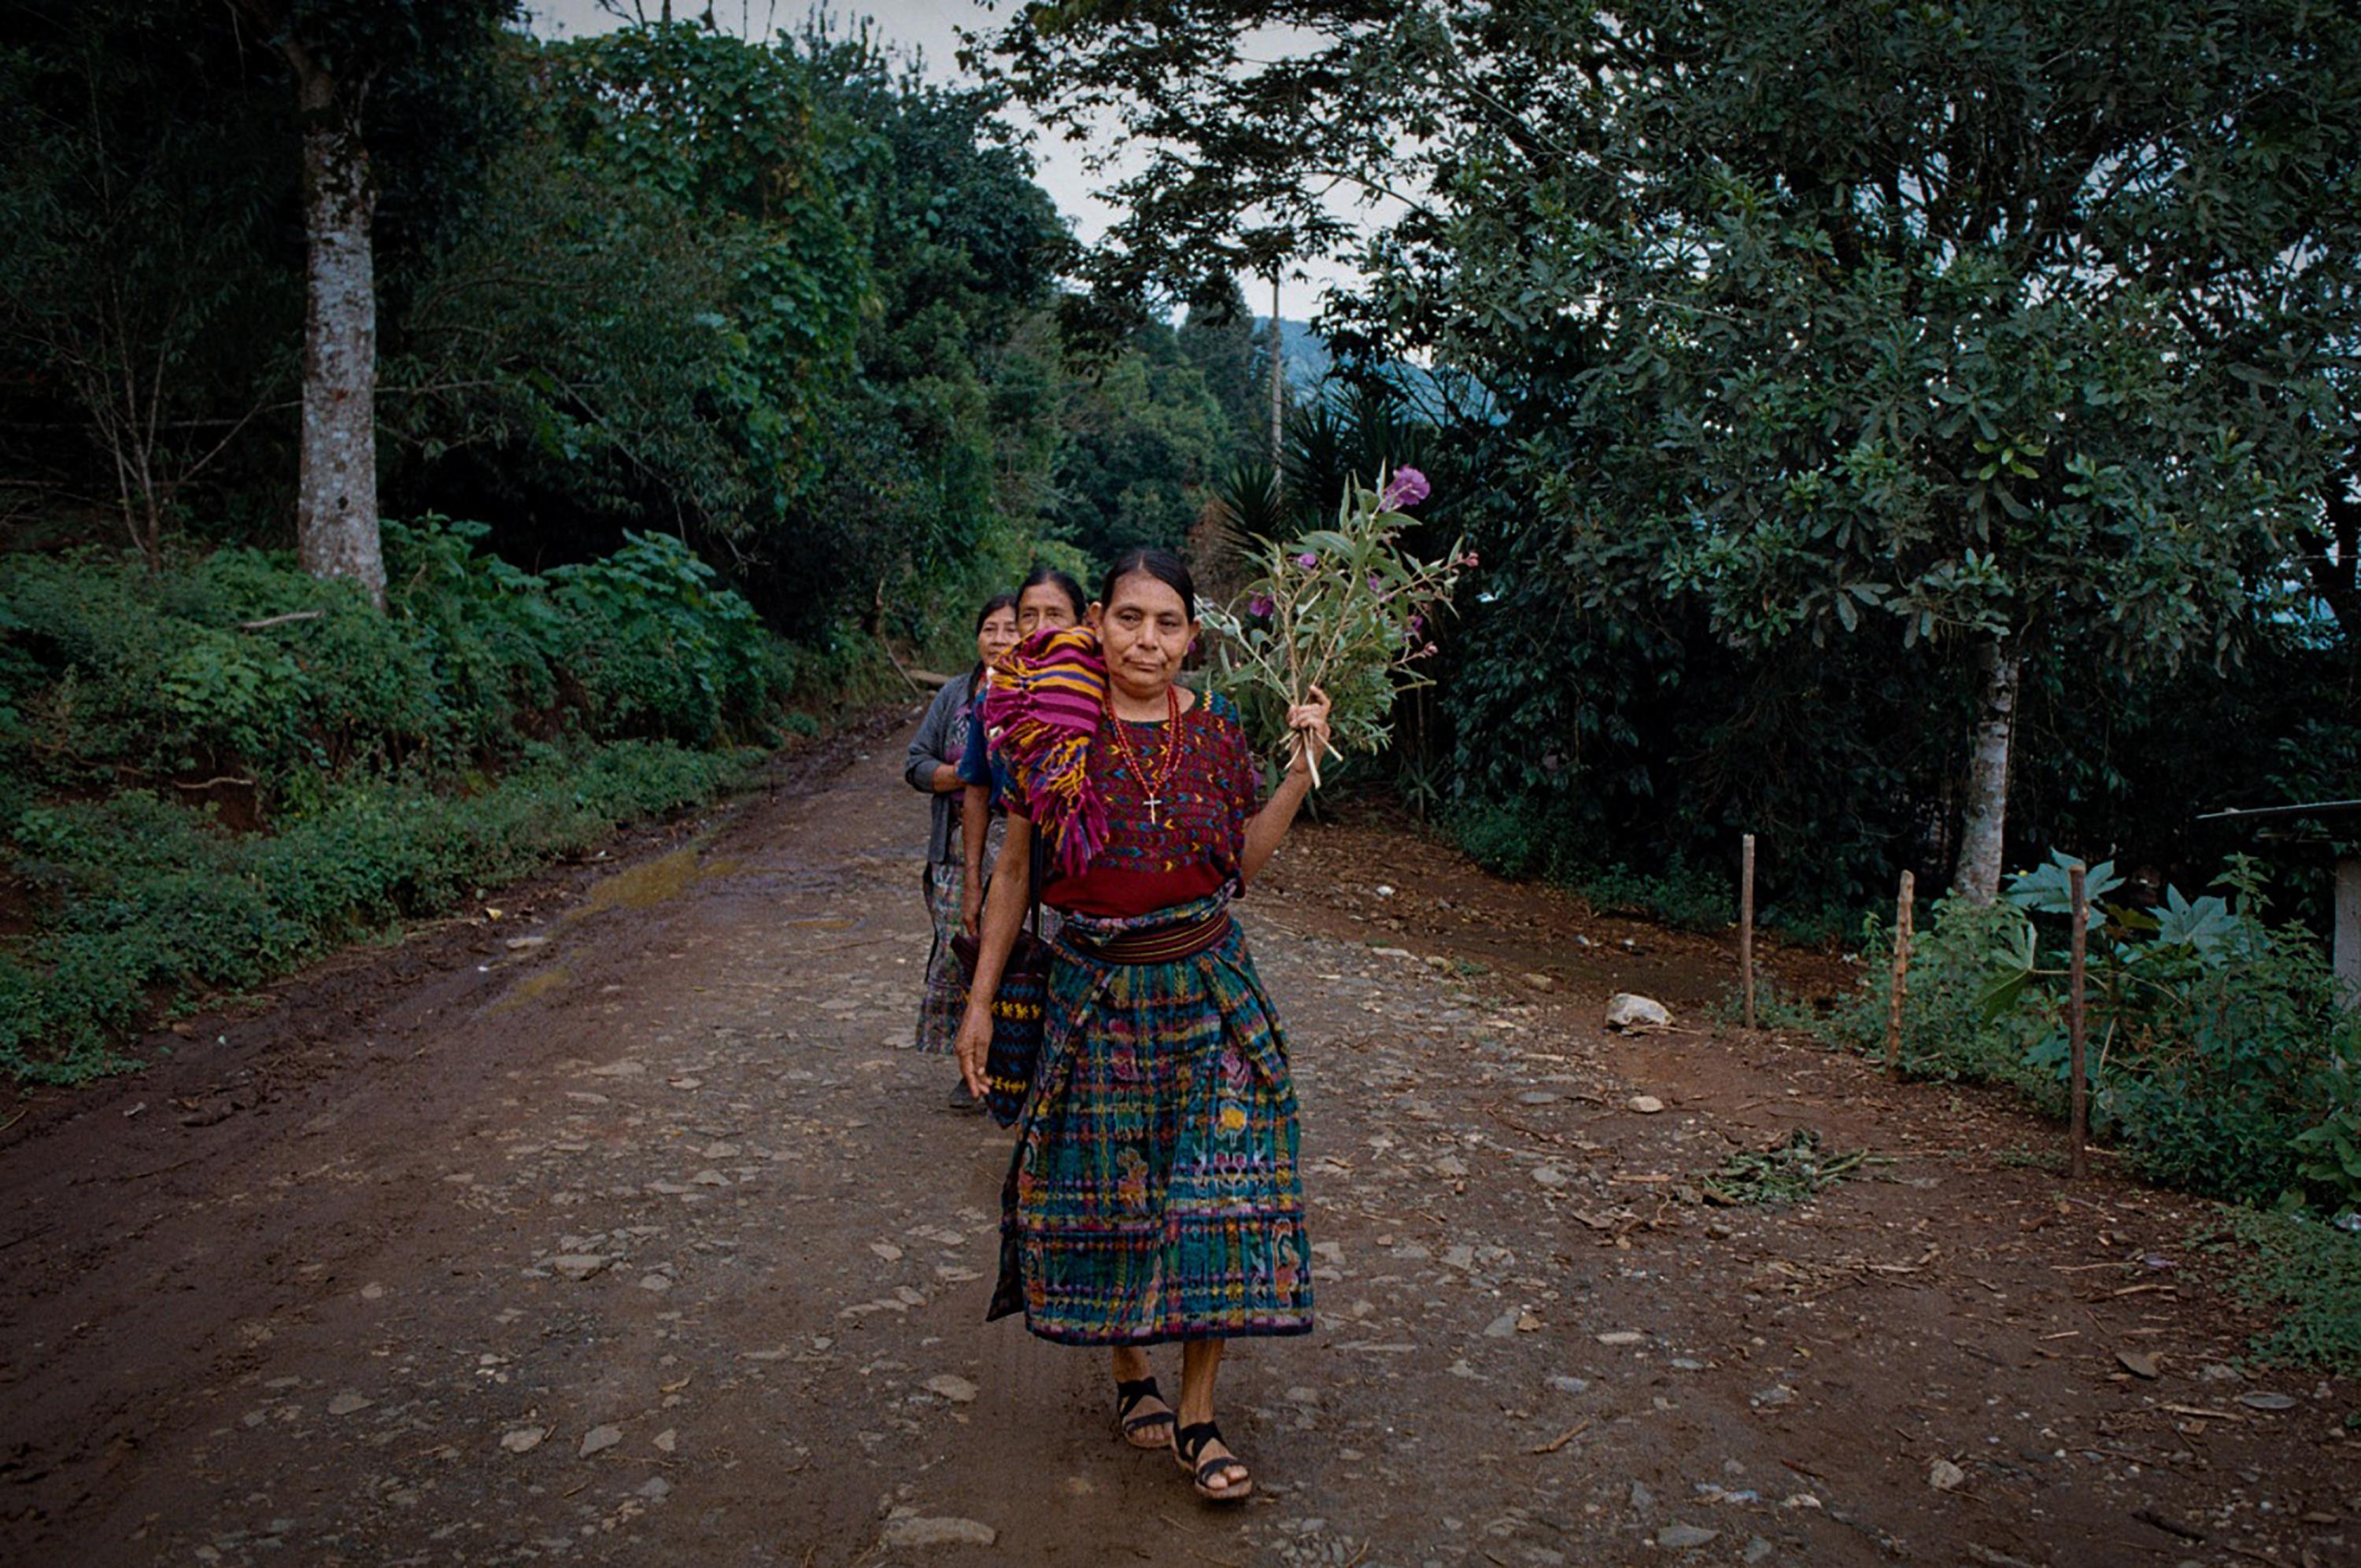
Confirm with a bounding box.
[2,714,2355,1567]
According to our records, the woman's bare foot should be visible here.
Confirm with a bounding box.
[1172,1340,1247,1499]
[1110,1345,1173,1448]
[1173,1421,1252,1500]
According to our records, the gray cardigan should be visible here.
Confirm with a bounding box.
[905,670,980,867]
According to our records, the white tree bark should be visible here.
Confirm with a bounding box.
[1953,638,2022,905]
[294,80,385,608]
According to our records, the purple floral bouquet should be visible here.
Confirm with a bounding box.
[1201,467,1470,786]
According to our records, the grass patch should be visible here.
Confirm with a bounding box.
[0,738,758,1083]
[0,526,815,1083]
[1706,976,1827,1032]
[2202,1206,2361,1380]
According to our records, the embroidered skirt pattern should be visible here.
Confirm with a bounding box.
[914,817,1009,1055]
[988,894,1314,1345]
[914,861,968,1055]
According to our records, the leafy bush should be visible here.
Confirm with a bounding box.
[1830,853,2361,1212]
[0,530,792,1080]
[1829,897,2040,1085]
[1448,798,1576,882]
[0,742,752,1083]
[1,522,788,810]
[543,530,789,745]
[3,548,434,795]
[1577,857,1732,933]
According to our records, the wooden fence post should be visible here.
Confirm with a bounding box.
[1740,834,1757,1029]
[1885,869,1915,1079]
[2068,862,2090,1180]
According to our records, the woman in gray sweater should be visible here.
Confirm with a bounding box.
[907,594,1019,1105]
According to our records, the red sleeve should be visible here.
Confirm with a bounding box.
[1219,704,1261,865]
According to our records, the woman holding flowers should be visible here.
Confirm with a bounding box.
[955,547,1329,1503]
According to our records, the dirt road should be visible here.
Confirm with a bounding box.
[2,713,2354,1566]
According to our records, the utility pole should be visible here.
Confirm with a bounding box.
[1268,274,1284,463]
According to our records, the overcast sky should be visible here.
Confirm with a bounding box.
[523,0,1368,317]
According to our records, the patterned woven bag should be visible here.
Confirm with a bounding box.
[950,837,1051,1127]
[951,924,1049,1126]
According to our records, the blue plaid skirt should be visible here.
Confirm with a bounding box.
[988,894,1314,1345]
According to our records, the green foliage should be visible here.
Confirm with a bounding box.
[544,531,788,745]
[1,524,784,812]
[981,0,2361,951]
[1831,895,2056,1085]
[0,0,522,558]
[1831,857,2361,1211]
[1447,800,1750,935]
[388,20,1073,644]
[0,741,748,1083]
[1203,474,1463,769]
[1578,858,1735,935]
[2204,1208,2361,1379]
[0,533,788,1079]
[1047,323,1232,561]
[0,1,294,559]
[1177,279,1265,448]
[1425,0,2355,902]
[394,25,873,579]
[1447,799,1561,882]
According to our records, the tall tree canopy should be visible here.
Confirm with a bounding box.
[0,0,519,600]
[981,0,2361,902]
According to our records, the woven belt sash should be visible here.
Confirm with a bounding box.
[1072,909,1233,965]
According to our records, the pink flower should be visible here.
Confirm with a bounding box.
[1458,549,1480,568]
[1382,467,1431,509]
[1247,593,1274,616]
[1296,552,1318,569]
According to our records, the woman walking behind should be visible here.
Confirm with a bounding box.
[955,548,1331,1502]
[907,593,1020,1103]
[957,566,1088,936]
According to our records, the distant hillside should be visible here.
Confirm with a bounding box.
[1253,316,1462,419]
[1258,316,1330,393]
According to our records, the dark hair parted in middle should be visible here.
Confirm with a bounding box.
[1018,564,1089,622]
[974,592,1018,632]
[1099,547,1195,622]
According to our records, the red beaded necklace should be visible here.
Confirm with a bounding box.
[1103,684,1183,826]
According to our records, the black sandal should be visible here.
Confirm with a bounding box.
[1115,1377,1176,1450]
[1172,1420,1254,1502]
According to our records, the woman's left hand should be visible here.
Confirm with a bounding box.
[1284,684,1333,776]
[954,1002,993,1098]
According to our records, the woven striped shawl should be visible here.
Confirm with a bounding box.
[980,625,1110,876]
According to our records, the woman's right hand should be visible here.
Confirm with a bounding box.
[954,1002,992,1098]
[959,883,983,937]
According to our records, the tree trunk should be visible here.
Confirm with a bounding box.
[1953,638,2022,905]
[294,76,384,608]
[1268,274,1284,464]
